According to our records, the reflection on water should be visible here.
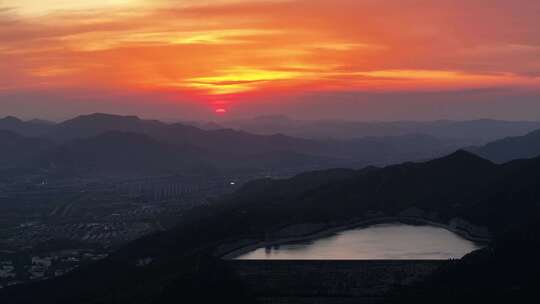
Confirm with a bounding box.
[235,223,482,260]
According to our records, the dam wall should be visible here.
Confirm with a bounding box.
[227,260,450,304]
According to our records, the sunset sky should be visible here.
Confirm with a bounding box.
[1,0,539,120]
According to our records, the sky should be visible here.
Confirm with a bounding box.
[1,0,539,121]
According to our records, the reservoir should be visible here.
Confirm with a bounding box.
[234,223,483,260]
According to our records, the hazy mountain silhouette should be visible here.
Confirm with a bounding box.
[327,133,461,165]
[0,116,24,126]
[27,118,56,126]
[46,113,320,156]
[470,129,540,163]
[46,113,165,141]
[182,120,224,130]
[0,130,53,168]
[43,113,466,167]
[40,131,337,177]
[0,116,55,136]
[37,131,211,176]
[5,113,540,178]
[0,114,332,177]
[221,116,540,143]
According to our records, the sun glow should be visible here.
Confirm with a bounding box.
[186,68,306,95]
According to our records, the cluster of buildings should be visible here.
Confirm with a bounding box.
[0,250,108,288]
[0,169,304,288]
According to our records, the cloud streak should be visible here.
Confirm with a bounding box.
[0,0,539,118]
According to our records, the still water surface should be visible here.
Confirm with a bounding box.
[235,223,482,260]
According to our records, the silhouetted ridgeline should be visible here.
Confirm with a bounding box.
[220,116,540,142]
[0,113,461,177]
[0,114,337,176]
[470,129,540,163]
[0,116,54,136]
[2,149,540,303]
[5,113,540,178]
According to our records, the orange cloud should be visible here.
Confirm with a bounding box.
[1,0,539,104]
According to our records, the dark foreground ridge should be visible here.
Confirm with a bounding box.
[2,149,540,303]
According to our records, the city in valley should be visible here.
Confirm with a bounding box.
[0,168,312,287]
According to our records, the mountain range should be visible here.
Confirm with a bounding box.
[214,115,540,143]
[0,114,456,177]
[469,129,540,163]
[0,114,332,176]
[0,116,54,137]
[3,113,540,179]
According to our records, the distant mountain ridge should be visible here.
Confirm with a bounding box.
[35,113,466,175]
[5,114,540,144]
[0,116,55,136]
[219,116,540,143]
[53,113,465,161]
[470,129,540,163]
[46,113,320,156]
[36,131,210,176]
[0,114,337,177]
[4,113,540,178]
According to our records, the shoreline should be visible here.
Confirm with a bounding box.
[220,217,492,260]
